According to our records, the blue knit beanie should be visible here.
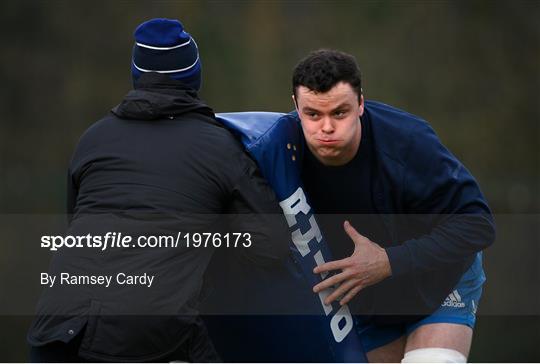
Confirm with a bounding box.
[131,18,202,91]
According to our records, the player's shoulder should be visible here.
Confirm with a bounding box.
[365,100,438,165]
[365,100,431,135]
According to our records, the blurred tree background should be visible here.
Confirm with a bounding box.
[0,0,538,361]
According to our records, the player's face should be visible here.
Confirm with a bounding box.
[294,82,364,166]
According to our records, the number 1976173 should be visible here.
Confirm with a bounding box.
[184,232,252,248]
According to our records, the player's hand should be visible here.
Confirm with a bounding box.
[312,220,392,306]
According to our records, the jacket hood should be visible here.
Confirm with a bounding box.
[111,73,214,120]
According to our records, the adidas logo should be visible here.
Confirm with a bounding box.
[442,290,466,308]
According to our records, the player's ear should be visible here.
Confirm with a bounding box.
[358,92,364,116]
[292,94,299,112]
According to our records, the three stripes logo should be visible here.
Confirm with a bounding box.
[442,290,466,308]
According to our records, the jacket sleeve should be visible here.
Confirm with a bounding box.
[385,121,496,277]
[225,151,291,266]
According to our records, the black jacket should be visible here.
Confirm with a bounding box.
[27,74,289,361]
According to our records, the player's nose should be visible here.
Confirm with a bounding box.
[321,117,335,133]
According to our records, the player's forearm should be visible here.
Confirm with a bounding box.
[385,213,495,276]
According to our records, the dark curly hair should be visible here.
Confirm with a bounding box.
[292,49,362,102]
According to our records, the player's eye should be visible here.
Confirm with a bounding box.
[334,110,347,118]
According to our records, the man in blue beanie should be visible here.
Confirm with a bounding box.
[27,18,289,362]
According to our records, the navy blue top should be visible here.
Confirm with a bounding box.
[301,100,496,317]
